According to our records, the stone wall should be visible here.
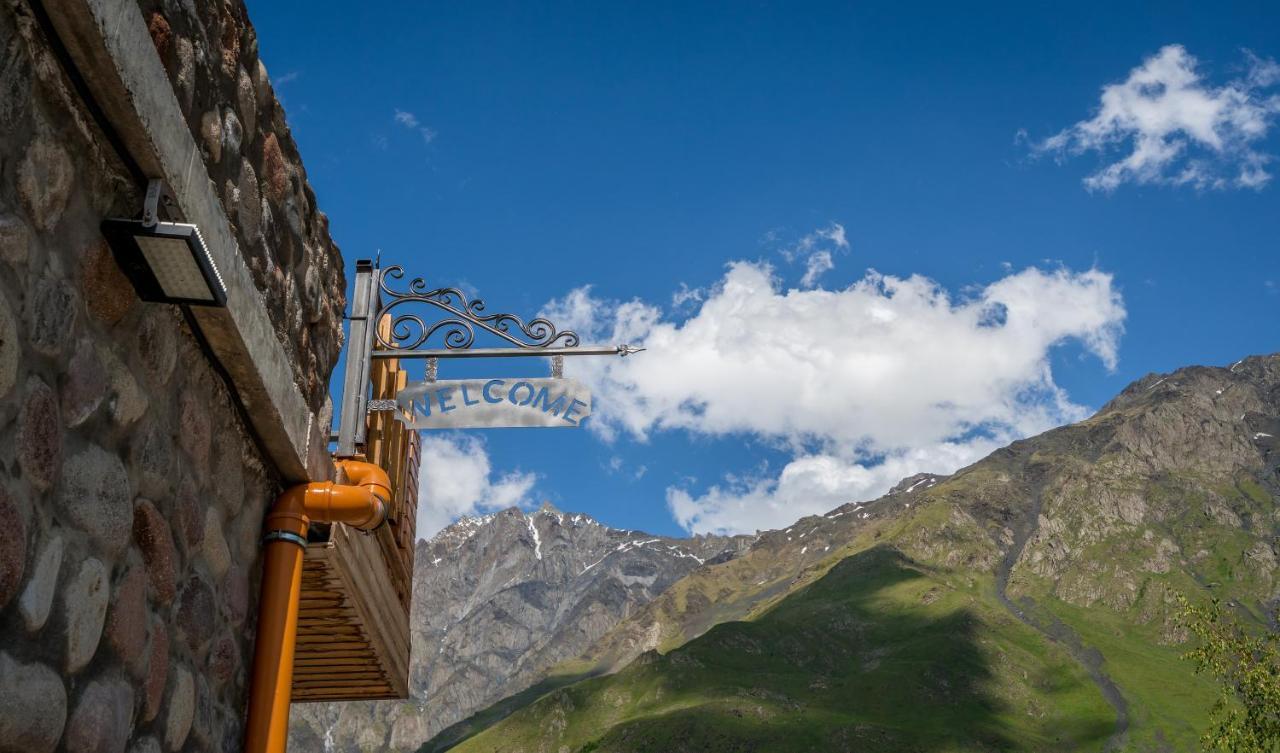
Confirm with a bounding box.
[0,1,346,751]
[138,0,345,411]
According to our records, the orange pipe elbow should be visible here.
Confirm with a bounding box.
[243,459,393,753]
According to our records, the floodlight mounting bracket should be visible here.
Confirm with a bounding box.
[141,178,179,228]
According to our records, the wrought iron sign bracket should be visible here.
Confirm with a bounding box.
[333,260,642,456]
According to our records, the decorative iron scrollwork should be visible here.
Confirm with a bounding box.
[376,266,582,352]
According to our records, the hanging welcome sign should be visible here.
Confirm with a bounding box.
[394,378,592,429]
[336,263,641,454]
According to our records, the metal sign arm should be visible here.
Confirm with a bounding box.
[368,344,643,359]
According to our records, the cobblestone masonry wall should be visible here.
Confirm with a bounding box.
[137,0,346,411]
[0,2,346,751]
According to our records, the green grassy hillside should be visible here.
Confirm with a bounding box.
[429,355,1279,753]
[452,546,1120,753]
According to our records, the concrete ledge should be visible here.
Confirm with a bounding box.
[40,0,329,482]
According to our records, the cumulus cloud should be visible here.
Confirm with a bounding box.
[1036,44,1280,191]
[416,434,536,538]
[545,259,1125,534]
[668,440,1002,535]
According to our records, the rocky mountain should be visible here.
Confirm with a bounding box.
[438,354,1280,752]
[287,504,750,751]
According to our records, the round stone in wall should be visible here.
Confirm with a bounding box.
[0,652,68,753]
[164,665,195,751]
[141,618,169,722]
[104,565,149,678]
[0,283,17,400]
[0,487,24,612]
[99,345,147,427]
[136,309,177,385]
[131,421,175,501]
[17,134,74,232]
[254,59,271,110]
[80,241,136,326]
[132,499,177,605]
[174,37,195,113]
[61,344,107,428]
[18,533,63,632]
[200,109,222,164]
[57,446,133,559]
[261,133,288,205]
[237,65,256,140]
[200,508,231,579]
[27,276,78,358]
[177,390,211,475]
[0,213,30,268]
[128,736,161,753]
[234,159,261,242]
[222,108,243,165]
[17,376,62,492]
[62,556,109,674]
[175,575,216,654]
[62,675,133,753]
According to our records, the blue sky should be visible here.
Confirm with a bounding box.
[251,1,1279,538]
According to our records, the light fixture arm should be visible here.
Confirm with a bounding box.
[140,178,181,229]
[141,178,164,227]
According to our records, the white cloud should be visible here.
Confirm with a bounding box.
[416,434,536,538]
[800,250,834,288]
[1037,44,1280,191]
[818,223,848,251]
[604,454,648,481]
[544,260,1125,534]
[393,109,420,128]
[671,282,705,309]
[668,440,1001,535]
[272,71,301,88]
[549,262,1123,445]
[780,223,848,259]
[393,109,438,145]
[776,223,848,288]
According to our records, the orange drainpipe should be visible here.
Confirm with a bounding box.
[243,459,392,753]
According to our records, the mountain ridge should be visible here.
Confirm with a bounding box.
[289,504,751,751]
[435,353,1279,752]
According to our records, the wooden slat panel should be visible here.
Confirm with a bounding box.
[291,542,400,701]
[329,523,410,695]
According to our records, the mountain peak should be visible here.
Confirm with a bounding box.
[888,472,944,495]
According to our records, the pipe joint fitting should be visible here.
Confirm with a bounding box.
[262,530,308,548]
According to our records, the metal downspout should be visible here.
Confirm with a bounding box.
[243,460,391,753]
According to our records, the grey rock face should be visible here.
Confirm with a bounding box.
[289,504,747,751]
